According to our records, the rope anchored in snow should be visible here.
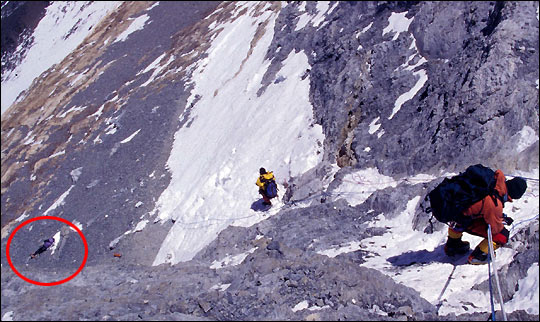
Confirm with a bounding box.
[508,214,540,234]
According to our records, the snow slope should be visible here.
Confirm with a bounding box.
[152,1,324,265]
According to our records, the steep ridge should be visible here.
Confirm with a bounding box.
[1,1,538,321]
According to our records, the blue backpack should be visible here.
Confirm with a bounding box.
[265,179,278,199]
[427,164,497,226]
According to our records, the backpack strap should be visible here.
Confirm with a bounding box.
[477,172,500,214]
[473,191,505,219]
[427,214,435,233]
[495,193,507,204]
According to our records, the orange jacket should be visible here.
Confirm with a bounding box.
[463,169,511,234]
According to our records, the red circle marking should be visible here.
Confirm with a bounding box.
[6,216,88,286]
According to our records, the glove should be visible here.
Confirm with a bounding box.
[493,227,510,245]
[502,214,514,226]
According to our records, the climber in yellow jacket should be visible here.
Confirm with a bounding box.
[256,167,277,206]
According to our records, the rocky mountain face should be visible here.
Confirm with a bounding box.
[1,1,538,321]
[1,1,49,73]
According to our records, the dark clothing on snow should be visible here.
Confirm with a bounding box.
[31,237,55,258]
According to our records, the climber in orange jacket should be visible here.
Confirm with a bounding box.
[444,169,527,264]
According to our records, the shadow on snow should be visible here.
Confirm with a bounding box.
[250,199,272,212]
[387,244,470,267]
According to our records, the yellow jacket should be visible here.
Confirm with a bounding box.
[256,172,275,189]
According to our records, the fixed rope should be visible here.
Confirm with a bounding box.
[435,264,457,310]
[168,173,539,231]
[508,214,540,234]
[505,174,540,182]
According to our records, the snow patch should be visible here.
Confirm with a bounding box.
[42,186,75,216]
[292,300,309,312]
[505,263,539,315]
[70,167,83,183]
[332,168,398,206]
[294,1,338,31]
[120,129,141,144]
[368,117,381,135]
[133,220,148,232]
[356,22,373,38]
[210,283,231,292]
[57,105,86,118]
[317,241,362,258]
[210,247,257,270]
[49,231,62,255]
[513,125,538,153]
[1,311,14,321]
[15,212,29,222]
[383,11,413,41]
[113,14,151,43]
[389,69,428,120]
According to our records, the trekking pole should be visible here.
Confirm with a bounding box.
[487,250,496,321]
[487,224,507,321]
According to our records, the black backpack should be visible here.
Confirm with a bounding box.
[427,164,497,226]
